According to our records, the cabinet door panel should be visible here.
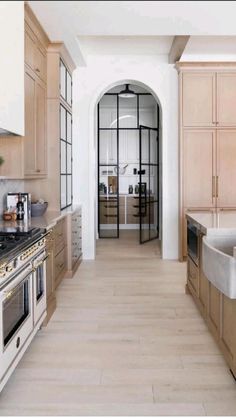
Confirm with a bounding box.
[183,130,216,208]
[208,282,221,338]
[217,73,236,126]
[217,130,236,207]
[24,71,36,174]
[221,295,236,362]
[25,29,35,70]
[36,83,47,174]
[182,72,216,127]
[35,46,46,83]
[199,270,208,312]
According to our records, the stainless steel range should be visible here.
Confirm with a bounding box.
[0,226,47,392]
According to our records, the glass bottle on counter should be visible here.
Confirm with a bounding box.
[16,194,24,221]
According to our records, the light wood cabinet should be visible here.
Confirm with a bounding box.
[183,130,216,208]
[0,5,48,180]
[216,130,236,207]
[178,63,236,260]
[66,208,83,278]
[208,282,221,339]
[221,295,236,364]
[217,73,236,127]
[44,229,56,326]
[25,23,47,84]
[182,72,216,127]
[186,231,236,377]
[199,270,208,314]
[54,217,67,288]
[187,257,199,297]
[24,68,47,177]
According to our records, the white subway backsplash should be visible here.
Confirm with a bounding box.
[0,180,24,217]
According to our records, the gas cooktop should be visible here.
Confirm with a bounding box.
[0,227,46,262]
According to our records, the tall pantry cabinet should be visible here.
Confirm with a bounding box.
[177,63,236,259]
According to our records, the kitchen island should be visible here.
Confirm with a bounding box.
[186,210,236,379]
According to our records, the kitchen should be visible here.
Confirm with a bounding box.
[1,1,236,417]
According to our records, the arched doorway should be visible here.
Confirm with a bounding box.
[96,81,162,249]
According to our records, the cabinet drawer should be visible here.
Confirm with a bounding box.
[127,197,139,207]
[187,257,199,296]
[127,214,140,224]
[54,247,66,279]
[54,218,66,254]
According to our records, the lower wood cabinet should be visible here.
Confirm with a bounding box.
[221,295,236,364]
[187,257,199,297]
[187,235,236,378]
[43,229,56,325]
[66,207,83,278]
[54,217,67,289]
[208,282,221,339]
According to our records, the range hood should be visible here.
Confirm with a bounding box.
[0,128,18,137]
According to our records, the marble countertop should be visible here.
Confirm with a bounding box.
[186,211,236,235]
[0,204,82,231]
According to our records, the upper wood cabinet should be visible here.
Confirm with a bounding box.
[24,69,47,177]
[217,73,236,126]
[178,63,236,260]
[182,72,216,127]
[25,24,47,84]
[182,70,236,128]
[183,130,216,208]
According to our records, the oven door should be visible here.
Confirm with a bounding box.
[33,250,47,326]
[0,264,33,381]
[187,221,199,266]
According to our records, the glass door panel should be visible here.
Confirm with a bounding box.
[60,60,66,100]
[98,99,119,238]
[139,95,157,128]
[139,125,159,243]
[119,96,137,128]
[67,72,72,106]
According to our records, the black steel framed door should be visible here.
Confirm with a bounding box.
[139,125,159,244]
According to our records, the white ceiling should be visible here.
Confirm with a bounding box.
[181,36,236,61]
[29,1,236,65]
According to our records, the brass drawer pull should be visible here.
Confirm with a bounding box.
[216,175,219,198]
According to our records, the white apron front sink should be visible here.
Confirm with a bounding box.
[202,235,236,299]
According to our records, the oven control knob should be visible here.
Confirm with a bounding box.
[6,265,13,272]
[0,270,6,277]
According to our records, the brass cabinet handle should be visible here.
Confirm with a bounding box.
[216,175,219,198]
[212,176,216,198]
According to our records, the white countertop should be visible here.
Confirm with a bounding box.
[186,211,236,235]
[0,204,82,231]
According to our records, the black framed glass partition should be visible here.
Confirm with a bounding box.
[97,86,159,242]
[60,104,73,210]
[98,95,119,238]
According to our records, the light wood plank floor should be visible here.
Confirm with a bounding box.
[0,231,236,416]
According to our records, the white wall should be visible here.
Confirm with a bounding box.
[0,1,24,135]
[73,54,178,260]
